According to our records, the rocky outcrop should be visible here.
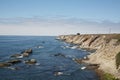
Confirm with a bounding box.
[0,48,36,69]
[11,48,33,58]
[58,34,120,78]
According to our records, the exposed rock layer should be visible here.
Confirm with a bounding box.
[58,34,120,78]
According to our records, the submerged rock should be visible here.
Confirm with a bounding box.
[42,41,45,43]
[54,53,66,57]
[36,46,44,49]
[7,67,20,70]
[35,63,40,66]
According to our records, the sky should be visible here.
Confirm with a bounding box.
[0,0,120,36]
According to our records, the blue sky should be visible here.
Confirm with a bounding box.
[0,0,120,35]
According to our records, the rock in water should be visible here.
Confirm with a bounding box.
[22,53,29,57]
[11,54,23,58]
[35,63,40,66]
[36,46,44,49]
[24,49,32,54]
[73,58,82,64]
[54,72,63,76]
[54,53,66,57]
[6,59,21,64]
[31,59,36,62]
[24,59,37,64]
[0,63,12,68]
[20,48,33,57]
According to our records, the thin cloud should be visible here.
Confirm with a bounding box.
[0,17,120,35]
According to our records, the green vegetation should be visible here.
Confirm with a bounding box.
[116,52,120,69]
[117,39,120,44]
[101,73,119,80]
[114,34,120,45]
[104,34,120,44]
[96,70,120,80]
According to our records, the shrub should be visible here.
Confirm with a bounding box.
[116,52,120,69]
[76,33,80,35]
[102,73,119,80]
[117,39,120,44]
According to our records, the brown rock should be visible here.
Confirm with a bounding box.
[0,63,12,68]
[23,53,29,57]
[24,49,32,54]
[7,59,21,64]
[11,54,22,58]
[73,58,82,64]
[24,59,37,64]
[86,64,99,70]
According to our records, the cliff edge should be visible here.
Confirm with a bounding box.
[57,34,120,78]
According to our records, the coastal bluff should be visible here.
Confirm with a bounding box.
[57,34,120,78]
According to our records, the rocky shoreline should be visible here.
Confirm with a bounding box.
[57,34,120,78]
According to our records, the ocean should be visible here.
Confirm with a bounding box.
[0,36,99,80]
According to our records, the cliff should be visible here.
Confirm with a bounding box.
[58,34,120,78]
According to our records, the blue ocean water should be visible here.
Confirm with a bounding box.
[0,36,99,80]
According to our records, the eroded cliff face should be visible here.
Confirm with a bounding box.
[58,34,120,78]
